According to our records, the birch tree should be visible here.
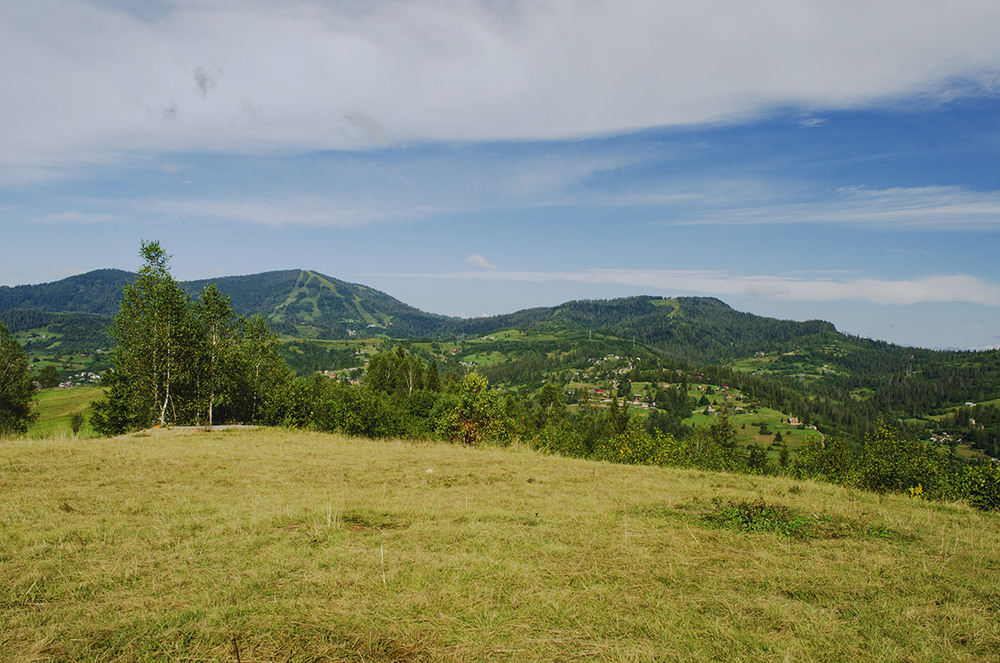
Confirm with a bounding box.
[108,241,196,429]
[193,284,238,426]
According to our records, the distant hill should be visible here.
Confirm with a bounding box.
[0,269,454,340]
[454,295,841,363]
[0,270,845,356]
[6,267,1000,456]
[182,269,454,339]
[0,269,133,317]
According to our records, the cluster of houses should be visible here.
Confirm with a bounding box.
[58,371,101,388]
[787,416,820,431]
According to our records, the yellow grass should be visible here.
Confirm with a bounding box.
[2,428,998,661]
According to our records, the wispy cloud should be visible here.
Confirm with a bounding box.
[382,268,1000,306]
[39,210,122,224]
[652,185,1000,230]
[465,254,497,271]
[146,198,437,228]
[27,147,638,227]
[3,1,1000,177]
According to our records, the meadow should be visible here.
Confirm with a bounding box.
[2,428,998,661]
[25,386,102,439]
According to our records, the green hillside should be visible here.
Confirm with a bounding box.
[26,386,103,438]
[0,269,132,316]
[5,268,1000,456]
[1,268,452,341]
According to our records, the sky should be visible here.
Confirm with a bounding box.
[2,1,1000,350]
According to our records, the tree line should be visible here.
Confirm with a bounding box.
[90,242,287,434]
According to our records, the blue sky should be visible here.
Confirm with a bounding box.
[2,1,1000,349]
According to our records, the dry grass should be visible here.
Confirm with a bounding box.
[2,428,999,662]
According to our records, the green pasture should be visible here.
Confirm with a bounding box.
[26,386,103,439]
[2,428,997,661]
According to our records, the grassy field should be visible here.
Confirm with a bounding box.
[26,386,102,439]
[2,428,998,661]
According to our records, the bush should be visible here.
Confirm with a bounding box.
[534,421,588,458]
[595,419,656,465]
[962,461,1000,511]
[650,431,691,468]
[792,437,856,484]
[857,425,956,499]
[745,444,772,475]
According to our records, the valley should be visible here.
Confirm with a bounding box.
[4,266,1000,460]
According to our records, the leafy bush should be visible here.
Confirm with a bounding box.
[745,444,772,475]
[534,421,589,458]
[793,437,856,484]
[650,431,691,468]
[595,419,657,464]
[857,425,957,499]
[961,461,1000,511]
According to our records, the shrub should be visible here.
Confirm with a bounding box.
[650,431,691,468]
[792,437,856,484]
[962,461,1000,511]
[745,444,772,475]
[534,421,588,458]
[595,419,656,465]
[857,425,956,499]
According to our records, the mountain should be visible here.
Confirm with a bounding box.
[0,269,453,340]
[0,269,911,359]
[452,295,840,363]
[0,269,133,317]
[182,270,453,339]
[6,268,1000,456]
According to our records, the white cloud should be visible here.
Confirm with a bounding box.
[390,268,1000,306]
[654,185,1000,230]
[465,254,497,270]
[26,146,636,227]
[3,0,1000,177]
[146,197,428,227]
[39,210,122,223]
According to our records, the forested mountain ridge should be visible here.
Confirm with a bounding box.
[6,266,1000,456]
[0,268,982,365]
[454,295,840,363]
[1,270,865,370]
[182,269,453,338]
[1,269,453,340]
[0,269,133,316]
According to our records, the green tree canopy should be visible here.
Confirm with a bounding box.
[36,364,61,389]
[0,322,37,435]
[105,241,197,429]
[92,241,292,434]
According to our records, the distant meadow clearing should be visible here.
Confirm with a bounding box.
[2,428,999,662]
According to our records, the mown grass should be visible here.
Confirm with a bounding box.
[2,428,999,662]
[26,386,102,439]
